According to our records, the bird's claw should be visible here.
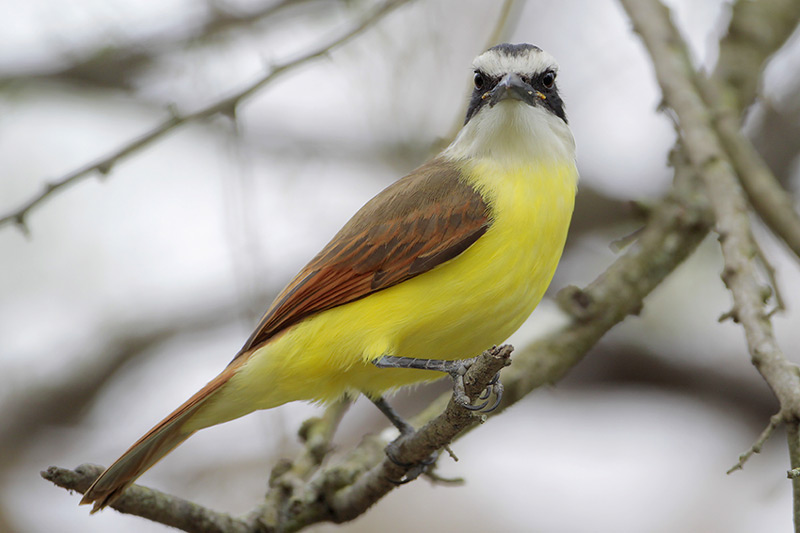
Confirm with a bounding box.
[450,364,504,413]
[384,440,440,484]
[483,378,504,413]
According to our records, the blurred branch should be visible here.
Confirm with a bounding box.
[0,0,411,234]
[565,342,777,420]
[714,0,800,114]
[753,236,787,316]
[257,397,352,526]
[619,0,800,529]
[185,0,326,45]
[750,94,800,184]
[44,347,512,532]
[502,150,710,401]
[0,0,331,91]
[703,79,800,262]
[620,0,800,410]
[789,424,800,526]
[569,185,638,237]
[710,0,800,261]
[283,346,511,528]
[483,0,521,48]
[0,329,162,463]
[0,292,256,469]
[433,0,523,153]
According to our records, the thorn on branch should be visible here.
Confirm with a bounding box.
[96,162,114,177]
[718,308,739,323]
[298,416,321,443]
[753,238,786,316]
[766,308,779,319]
[443,444,459,462]
[14,215,30,238]
[759,285,773,306]
[720,265,736,287]
[631,199,655,219]
[220,102,238,123]
[268,458,294,489]
[609,226,644,253]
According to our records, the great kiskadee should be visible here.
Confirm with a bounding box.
[80,43,578,511]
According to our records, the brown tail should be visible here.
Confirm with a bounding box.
[80,363,239,512]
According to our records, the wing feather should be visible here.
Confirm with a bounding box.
[234,157,490,359]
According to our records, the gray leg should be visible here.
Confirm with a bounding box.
[369,396,414,435]
[367,395,438,484]
[372,355,504,413]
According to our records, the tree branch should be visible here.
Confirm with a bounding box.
[709,0,800,261]
[728,412,783,474]
[0,289,269,469]
[43,464,252,533]
[701,79,800,262]
[0,0,411,234]
[329,347,511,520]
[0,0,333,91]
[789,423,800,527]
[619,0,800,412]
[43,346,511,532]
[619,0,800,528]
[714,0,800,113]
[704,0,800,257]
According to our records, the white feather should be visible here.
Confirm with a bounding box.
[444,99,576,167]
[473,47,559,78]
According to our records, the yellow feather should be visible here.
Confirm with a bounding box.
[189,159,577,431]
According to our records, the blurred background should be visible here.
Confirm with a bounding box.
[2,0,800,531]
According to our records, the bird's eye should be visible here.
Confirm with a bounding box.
[473,71,485,90]
[541,70,556,89]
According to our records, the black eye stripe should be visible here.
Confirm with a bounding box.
[475,71,556,88]
[463,68,566,125]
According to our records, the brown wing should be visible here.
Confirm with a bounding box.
[233,157,491,359]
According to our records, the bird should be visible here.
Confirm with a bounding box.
[80,42,578,512]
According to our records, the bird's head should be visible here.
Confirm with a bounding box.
[445,43,574,165]
[465,43,566,125]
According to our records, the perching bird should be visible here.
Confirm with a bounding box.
[81,43,578,512]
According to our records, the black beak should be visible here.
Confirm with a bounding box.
[488,73,542,107]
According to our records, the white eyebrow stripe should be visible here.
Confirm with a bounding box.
[472,48,559,78]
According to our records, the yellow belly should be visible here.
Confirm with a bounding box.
[191,159,576,428]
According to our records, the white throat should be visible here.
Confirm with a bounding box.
[443,100,576,167]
